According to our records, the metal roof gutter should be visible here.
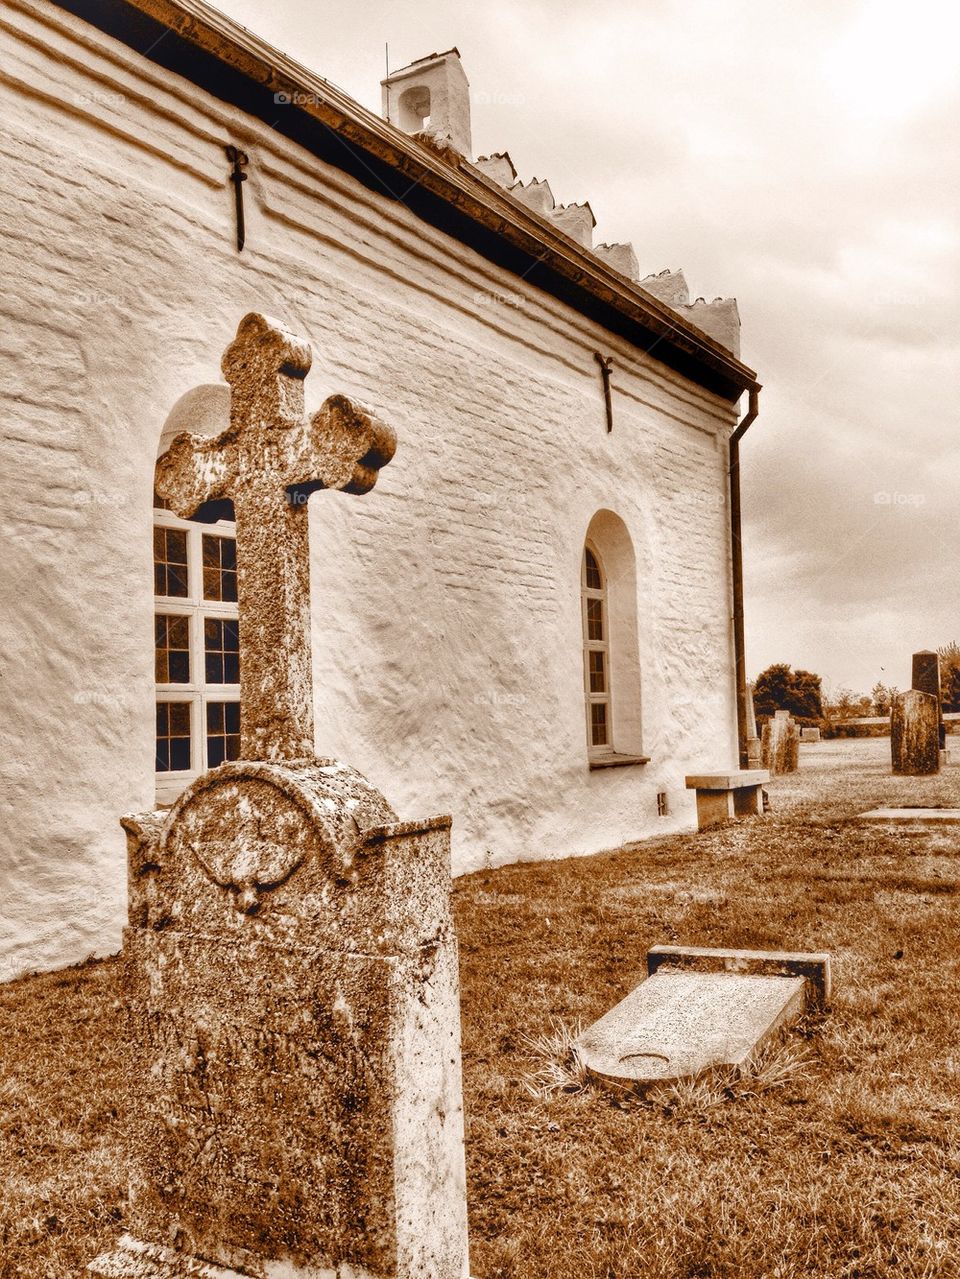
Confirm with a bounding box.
[51,0,759,402]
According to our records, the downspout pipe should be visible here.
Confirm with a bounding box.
[730,384,761,768]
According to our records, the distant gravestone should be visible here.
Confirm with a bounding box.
[912,650,945,751]
[90,315,469,1279]
[745,682,762,767]
[800,727,820,743]
[576,947,830,1088]
[891,688,939,776]
[762,712,799,775]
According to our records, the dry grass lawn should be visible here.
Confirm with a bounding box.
[2,739,959,1278]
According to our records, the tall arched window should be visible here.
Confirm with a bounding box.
[582,544,611,751]
[154,500,241,803]
[153,384,240,804]
[580,511,646,766]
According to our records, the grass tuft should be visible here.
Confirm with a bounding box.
[518,1016,589,1099]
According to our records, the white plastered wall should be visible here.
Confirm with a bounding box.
[0,0,740,979]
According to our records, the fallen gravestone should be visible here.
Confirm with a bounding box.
[891,688,939,776]
[576,946,830,1090]
[90,314,470,1279]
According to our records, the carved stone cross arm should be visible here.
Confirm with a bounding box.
[155,428,237,520]
[153,312,396,763]
[289,394,397,500]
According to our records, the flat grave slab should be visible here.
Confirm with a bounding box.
[576,947,829,1089]
[858,807,960,824]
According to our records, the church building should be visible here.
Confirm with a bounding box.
[0,0,760,980]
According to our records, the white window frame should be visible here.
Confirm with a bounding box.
[154,507,240,805]
[582,541,613,757]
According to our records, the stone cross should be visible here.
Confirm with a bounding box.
[91,315,469,1279]
[155,312,396,761]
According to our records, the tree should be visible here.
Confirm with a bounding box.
[753,663,823,724]
[938,642,960,713]
[871,681,890,716]
[871,682,899,716]
[791,669,824,721]
[828,687,857,720]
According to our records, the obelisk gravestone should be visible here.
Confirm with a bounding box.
[912,649,945,752]
[90,314,470,1279]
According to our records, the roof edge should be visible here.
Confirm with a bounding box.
[46,0,758,401]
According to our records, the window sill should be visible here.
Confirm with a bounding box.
[589,752,650,770]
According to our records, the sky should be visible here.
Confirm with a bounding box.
[215,0,959,699]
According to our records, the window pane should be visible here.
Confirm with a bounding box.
[202,534,238,603]
[207,701,241,768]
[169,702,191,735]
[591,702,608,747]
[204,618,241,685]
[589,650,606,694]
[156,700,191,772]
[154,527,188,598]
[585,549,602,590]
[587,598,604,642]
[155,614,191,684]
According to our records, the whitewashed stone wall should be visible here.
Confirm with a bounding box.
[0,0,740,980]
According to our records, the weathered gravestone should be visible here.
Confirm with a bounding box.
[576,946,830,1089]
[761,710,799,775]
[891,688,940,776]
[912,649,946,752]
[90,314,470,1279]
[799,727,821,743]
[745,681,763,768]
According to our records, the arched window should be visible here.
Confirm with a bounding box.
[581,511,646,766]
[154,500,241,803]
[582,544,611,751]
[153,384,240,803]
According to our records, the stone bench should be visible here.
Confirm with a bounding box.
[684,769,769,830]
